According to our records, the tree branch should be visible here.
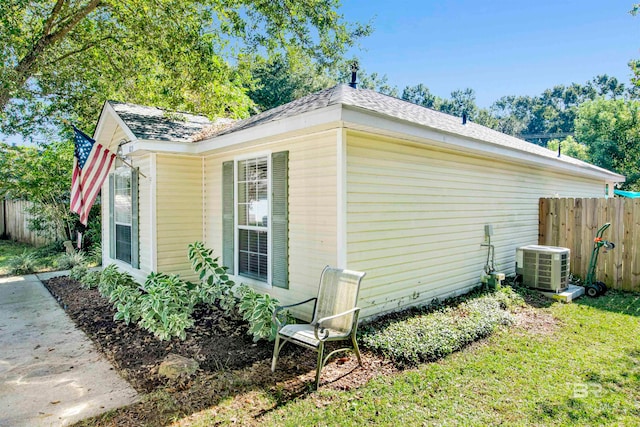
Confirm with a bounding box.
[42,0,66,36]
[44,36,115,66]
[1,0,103,111]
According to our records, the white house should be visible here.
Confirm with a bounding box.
[93,84,624,319]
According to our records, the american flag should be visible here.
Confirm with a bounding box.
[70,127,116,225]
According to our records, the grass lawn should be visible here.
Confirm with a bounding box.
[173,291,640,426]
[0,239,62,276]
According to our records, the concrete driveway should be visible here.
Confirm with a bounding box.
[0,272,137,427]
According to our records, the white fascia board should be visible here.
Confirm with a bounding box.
[196,104,344,154]
[127,139,199,156]
[92,101,111,141]
[340,107,625,183]
[94,101,138,144]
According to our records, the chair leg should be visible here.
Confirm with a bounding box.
[315,341,325,389]
[271,334,282,372]
[352,334,362,366]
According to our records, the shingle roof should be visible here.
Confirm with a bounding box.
[109,101,219,143]
[213,84,618,176]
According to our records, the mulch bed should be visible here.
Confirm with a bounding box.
[42,276,396,396]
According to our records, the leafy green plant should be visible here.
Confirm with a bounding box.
[7,250,38,275]
[96,265,143,325]
[70,264,88,281]
[359,288,521,367]
[237,286,280,341]
[138,272,196,340]
[56,251,87,270]
[187,241,234,307]
[88,242,102,266]
[188,241,282,341]
[98,264,136,299]
[34,240,65,258]
[97,243,283,342]
[80,270,101,289]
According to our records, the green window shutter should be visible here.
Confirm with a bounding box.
[131,168,139,269]
[108,174,116,260]
[271,151,289,289]
[222,161,235,274]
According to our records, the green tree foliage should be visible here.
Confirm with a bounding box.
[401,84,496,127]
[243,51,335,113]
[0,140,77,239]
[489,76,628,144]
[402,83,438,108]
[575,98,640,189]
[1,0,370,136]
[546,136,589,161]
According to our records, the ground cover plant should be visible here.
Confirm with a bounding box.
[0,240,64,276]
[359,287,524,367]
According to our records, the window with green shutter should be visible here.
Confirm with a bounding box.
[222,152,288,288]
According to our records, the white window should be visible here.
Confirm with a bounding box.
[109,161,138,267]
[236,156,270,282]
[222,151,287,288]
[114,166,133,263]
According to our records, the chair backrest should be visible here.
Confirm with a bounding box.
[311,266,366,333]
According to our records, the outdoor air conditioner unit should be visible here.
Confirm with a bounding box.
[516,245,570,292]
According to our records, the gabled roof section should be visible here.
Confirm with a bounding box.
[109,101,220,143]
[210,84,623,180]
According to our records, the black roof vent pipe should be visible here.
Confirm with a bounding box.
[462,112,467,125]
[349,61,359,88]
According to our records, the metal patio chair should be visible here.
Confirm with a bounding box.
[271,266,366,389]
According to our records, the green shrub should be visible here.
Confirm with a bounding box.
[97,265,142,325]
[138,272,197,340]
[80,270,101,289]
[8,250,38,275]
[34,241,65,257]
[97,243,283,343]
[360,288,519,367]
[88,242,102,266]
[70,264,89,281]
[98,264,130,297]
[56,251,87,270]
[188,241,282,341]
[237,286,280,341]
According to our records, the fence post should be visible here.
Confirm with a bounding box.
[538,197,639,292]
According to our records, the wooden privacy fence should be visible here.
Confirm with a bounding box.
[1,199,54,247]
[539,198,640,292]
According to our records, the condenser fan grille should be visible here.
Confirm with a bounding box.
[517,246,570,292]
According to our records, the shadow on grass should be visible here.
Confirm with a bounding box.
[71,348,383,427]
[574,290,640,317]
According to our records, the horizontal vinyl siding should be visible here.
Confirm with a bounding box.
[155,154,203,279]
[346,132,606,318]
[204,130,338,319]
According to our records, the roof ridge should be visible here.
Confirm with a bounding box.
[108,100,211,120]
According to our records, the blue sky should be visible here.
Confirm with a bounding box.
[340,0,640,107]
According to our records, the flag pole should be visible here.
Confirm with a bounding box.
[64,120,147,178]
[115,150,147,178]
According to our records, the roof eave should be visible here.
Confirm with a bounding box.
[340,104,625,183]
[195,103,344,154]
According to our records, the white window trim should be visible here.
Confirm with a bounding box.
[113,165,133,264]
[233,151,272,287]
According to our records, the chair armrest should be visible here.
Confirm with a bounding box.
[314,307,361,341]
[272,297,318,329]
